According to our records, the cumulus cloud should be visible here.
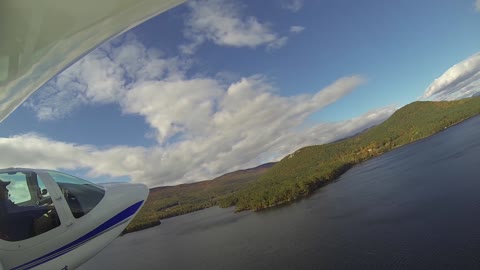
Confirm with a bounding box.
[123,78,223,143]
[8,35,386,187]
[421,52,480,101]
[0,105,394,187]
[281,0,304,12]
[25,35,185,120]
[289,26,305,33]
[180,0,287,54]
[0,133,149,182]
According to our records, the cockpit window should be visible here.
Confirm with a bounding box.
[0,171,61,242]
[47,171,105,219]
[4,173,31,204]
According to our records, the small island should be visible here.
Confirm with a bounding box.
[124,96,480,234]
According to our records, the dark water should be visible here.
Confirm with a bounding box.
[81,115,480,270]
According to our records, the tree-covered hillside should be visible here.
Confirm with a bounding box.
[124,163,275,233]
[226,97,480,211]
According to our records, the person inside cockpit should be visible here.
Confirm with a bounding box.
[0,179,57,241]
[0,179,15,240]
[1,179,17,209]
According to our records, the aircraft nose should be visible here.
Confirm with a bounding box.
[129,183,149,203]
[119,183,149,207]
[100,182,150,214]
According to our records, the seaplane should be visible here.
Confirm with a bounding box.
[0,0,185,269]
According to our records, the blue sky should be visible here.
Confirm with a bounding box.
[1,0,479,186]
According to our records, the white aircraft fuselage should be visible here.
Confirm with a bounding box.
[0,168,148,270]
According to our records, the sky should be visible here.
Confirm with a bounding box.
[0,0,479,187]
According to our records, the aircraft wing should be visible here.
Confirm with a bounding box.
[0,0,185,122]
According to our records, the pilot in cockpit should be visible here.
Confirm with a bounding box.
[0,179,15,208]
[0,179,57,241]
[0,179,15,240]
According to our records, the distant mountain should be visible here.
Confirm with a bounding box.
[125,162,276,233]
[150,162,276,192]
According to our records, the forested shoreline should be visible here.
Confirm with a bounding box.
[125,96,480,234]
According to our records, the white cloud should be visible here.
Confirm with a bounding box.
[25,35,185,120]
[0,105,393,187]
[290,26,305,33]
[123,79,224,143]
[180,0,287,54]
[266,36,289,51]
[0,133,150,182]
[421,52,480,101]
[271,105,397,156]
[476,0,480,11]
[281,0,304,12]
[7,35,384,188]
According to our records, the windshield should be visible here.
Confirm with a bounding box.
[47,171,105,219]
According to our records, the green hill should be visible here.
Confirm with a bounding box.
[227,96,480,211]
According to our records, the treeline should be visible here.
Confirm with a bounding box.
[226,97,480,211]
[123,163,274,234]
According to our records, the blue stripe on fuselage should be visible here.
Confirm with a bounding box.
[11,201,143,270]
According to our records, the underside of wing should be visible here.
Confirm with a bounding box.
[0,0,185,122]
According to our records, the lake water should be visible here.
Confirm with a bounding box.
[80,115,480,270]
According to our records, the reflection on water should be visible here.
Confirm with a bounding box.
[81,115,480,270]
